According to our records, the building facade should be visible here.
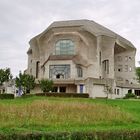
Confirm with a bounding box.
[26,20,140,98]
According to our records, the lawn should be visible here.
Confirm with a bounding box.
[0,96,140,133]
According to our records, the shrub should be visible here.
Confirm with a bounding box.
[124,92,136,99]
[35,93,89,98]
[39,79,53,92]
[0,94,14,99]
[1,131,140,140]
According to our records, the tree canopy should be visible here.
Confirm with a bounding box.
[0,68,12,85]
[15,72,35,94]
[136,67,140,83]
[39,79,53,93]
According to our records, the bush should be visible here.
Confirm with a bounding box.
[124,92,136,99]
[0,94,14,99]
[1,131,140,140]
[35,93,89,98]
[21,94,35,98]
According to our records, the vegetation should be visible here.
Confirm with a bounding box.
[0,94,14,99]
[0,97,140,132]
[1,131,140,140]
[1,97,140,139]
[15,72,35,94]
[124,92,136,99]
[0,68,12,85]
[39,79,53,92]
[35,93,89,98]
[136,67,140,83]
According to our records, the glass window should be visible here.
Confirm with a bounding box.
[77,66,83,77]
[55,40,74,55]
[49,65,70,79]
[102,60,109,74]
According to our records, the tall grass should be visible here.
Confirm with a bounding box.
[0,100,133,129]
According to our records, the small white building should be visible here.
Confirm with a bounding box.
[0,79,17,96]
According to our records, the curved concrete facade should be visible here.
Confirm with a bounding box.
[27,20,138,98]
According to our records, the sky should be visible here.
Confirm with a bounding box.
[0,0,140,77]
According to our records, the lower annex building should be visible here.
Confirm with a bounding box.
[26,20,140,98]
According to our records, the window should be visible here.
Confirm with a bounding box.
[117,56,122,61]
[129,66,132,72]
[52,87,58,92]
[99,51,101,65]
[125,80,129,84]
[118,65,123,72]
[60,87,66,92]
[125,56,128,61]
[77,66,83,77]
[114,89,116,94]
[102,60,109,74]
[55,40,74,55]
[125,65,128,72]
[36,61,40,78]
[117,89,120,95]
[49,65,70,79]
[116,77,123,81]
[129,57,132,60]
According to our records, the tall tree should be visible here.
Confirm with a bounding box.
[136,67,140,83]
[39,79,53,93]
[0,68,12,85]
[15,72,35,94]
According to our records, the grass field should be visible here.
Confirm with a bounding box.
[0,96,140,133]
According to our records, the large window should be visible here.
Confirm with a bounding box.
[55,40,74,55]
[49,65,70,79]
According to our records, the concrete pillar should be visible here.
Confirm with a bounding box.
[57,86,60,93]
[77,85,80,93]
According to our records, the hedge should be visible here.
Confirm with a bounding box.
[35,93,89,98]
[0,94,14,99]
[0,131,140,140]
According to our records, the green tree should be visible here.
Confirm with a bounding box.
[136,67,140,83]
[0,68,12,85]
[39,79,53,93]
[15,72,35,94]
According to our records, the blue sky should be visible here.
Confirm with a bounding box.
[0,0,140,76]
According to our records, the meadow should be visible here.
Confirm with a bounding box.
[0,96,140,134]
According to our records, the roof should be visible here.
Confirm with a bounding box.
[29,19,135,49]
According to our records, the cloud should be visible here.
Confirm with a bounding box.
[0,0,140,76]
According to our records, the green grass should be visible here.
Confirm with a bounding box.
[0,96,140,133]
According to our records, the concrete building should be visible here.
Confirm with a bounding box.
[26,20,140,98]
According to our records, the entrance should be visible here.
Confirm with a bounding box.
[80,84,84,93]
[60,87,66,92]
